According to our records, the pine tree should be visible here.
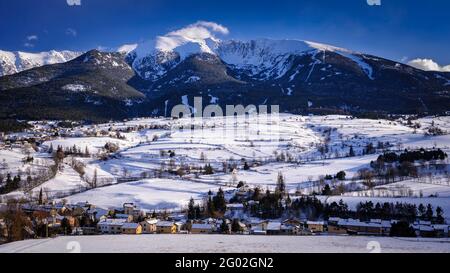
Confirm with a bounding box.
[38,188,43,205]
[92,169,98,188]
[252,187,261,201]
[275,172,286,194]
[322,184,332,196]
[349,146,355,157]
[151,210,157,218]
[55,145,65,164]
[11,175,21,191]
[195,205,201,219]
[436,207,444,224]
[200,152,206,162]
[207,196,215,217]
[188,198,196,220]
[425,204,434,221]
[4,173,13,192]
[418,204,426,219]
[213,188,227,212]
[203,164,214,175]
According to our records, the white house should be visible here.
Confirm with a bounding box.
[98,219,127,234]
[225,204,245,219]
[266,221,282,235]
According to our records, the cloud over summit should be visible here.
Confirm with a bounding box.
[408,58,450,72]
[155,21,229,52]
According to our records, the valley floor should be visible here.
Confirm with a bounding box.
[0,234,449,253]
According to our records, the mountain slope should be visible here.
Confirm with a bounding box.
[129,38,450,115]
[0,50,145,121]
[0,39,449,121]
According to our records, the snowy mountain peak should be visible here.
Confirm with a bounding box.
[0,49,81,76]
[129,36,374,82]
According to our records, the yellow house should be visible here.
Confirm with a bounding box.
[121,223,142,235]
[190,223,213,234]
[327,225,347,235]
[156,221,177,234]
[140,219,158,234]
[307,221,325,233]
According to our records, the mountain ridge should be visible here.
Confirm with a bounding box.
[0,38,449,122]
[0,49,81,77]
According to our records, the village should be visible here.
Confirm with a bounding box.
[1,115,450,246]
[1,195,449,245]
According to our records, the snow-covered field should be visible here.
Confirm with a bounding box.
[0,235,449,253]
[64,178,232,211]
[1,114,450,215]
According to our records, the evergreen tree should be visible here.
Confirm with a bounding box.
[418,204,426,219]
[206,196,215,217]
[203,164,214,175]
[336,171,346,181]
[390,221,416,237]
[321,184,332,196]
[436,207,445,224]
[243,162,250,171]
[3,173,13,193]
[275,172,286,194]
[195,205,202,219]
[349,146,355,157]
[187,198,196,220]
[55,145,65,164]
[425,204,434,221]
[38,188,43,205]
[252,187,261,201]
[213,188,227,212]
[151,210,157,218]
[92,169,98,188]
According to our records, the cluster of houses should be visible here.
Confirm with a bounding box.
[1,201,449,242]
[90,209,450,238]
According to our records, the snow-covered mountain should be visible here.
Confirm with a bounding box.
[1,24,450,120]
[0,50,81,76]
[128,37,376,82]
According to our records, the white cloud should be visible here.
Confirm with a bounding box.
[408,58,450,72]
[155,21,229,52]
[24,43,34,48]
[66,0,81,6]
[117,44,138,54]
[66,28,77,37]
[96,46,109,51]
[27,35,38,41]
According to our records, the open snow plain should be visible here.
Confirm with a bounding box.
[1,114,450,218]
[0,234,449,253]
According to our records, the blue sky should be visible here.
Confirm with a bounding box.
[0,0,449,66]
